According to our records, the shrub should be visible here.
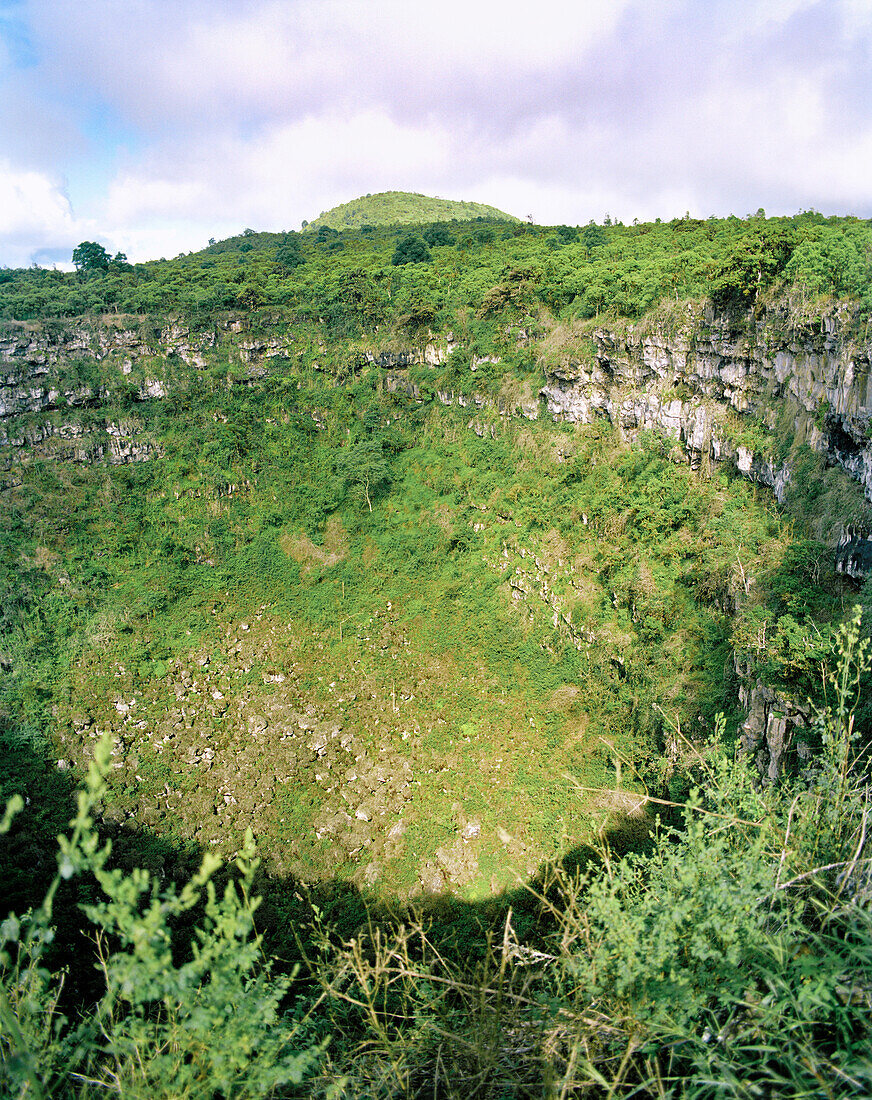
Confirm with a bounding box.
[0,740,323,1098]
[307,611,872,1097]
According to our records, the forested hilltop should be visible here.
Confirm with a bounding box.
[2,208,872,1097]
[303,190,519,231]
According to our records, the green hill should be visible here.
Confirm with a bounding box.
[304,190,519,231]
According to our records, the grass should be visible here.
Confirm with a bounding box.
[2,295,872,1093]
[1,317,866,907]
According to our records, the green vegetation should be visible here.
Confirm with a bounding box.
[1,209,870,326]
[3,615,870,1096]
[1,741,323,1099]
[305,190,518,231]
[0,207,869,886]
[71,241,131,276]
[5,364,820,889]
[392,234,432,266]
[1,202,872,1095]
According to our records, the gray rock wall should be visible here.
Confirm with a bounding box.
[4,306,872,516]
[540,304,872,503]
[0,317,297,479]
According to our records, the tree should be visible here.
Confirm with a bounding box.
[582,221,607,256]
[71,241,110,274]
[782,227,869,301]
[392,235,431,266]
[236,282,267,310]
[335,439,390,511]
[275,236,304,270]
[423,225,453,247]
[710,225,795,311]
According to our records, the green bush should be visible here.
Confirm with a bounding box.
[0,740,323,1098]
[391,236,431,266]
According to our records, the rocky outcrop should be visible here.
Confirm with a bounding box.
[835,526,872,581]
[5,306,872,539]
[0,317,261,421]
[0,417,158,488]
[0,317,300,479]
[738,678,811,783]
[540,304,872,505]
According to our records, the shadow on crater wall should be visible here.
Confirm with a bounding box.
[1,730,667,1021]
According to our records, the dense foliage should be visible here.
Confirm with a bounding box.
[3,618,870,1097]
[1,210,870,326]
[4,360,830,887]
[1,203,872,1095]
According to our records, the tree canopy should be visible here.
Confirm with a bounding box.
[392,235,432,266]
[1,211,868,327]
[72,241,111,274]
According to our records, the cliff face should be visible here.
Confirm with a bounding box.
[0,317,297,484]
[0,316,287,418]
[540,304,872,500]
[533,303,872,781]
[540,304,872,588]
[0,317,541,482]
[3,305,872,525]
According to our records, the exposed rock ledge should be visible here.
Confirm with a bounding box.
[540,304,872,506]
[738,675,811,783]
[835,527,872,581]
[4,307,872,535]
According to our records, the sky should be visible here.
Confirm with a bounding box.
[1,0,871,268]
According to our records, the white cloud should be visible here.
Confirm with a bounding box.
[105,177,211,226]
[741,0,820,35]
[657,65,872,213]
[339,0,634,69]
[98,110,453,260]
[1,0,870,266]
[0,160,83,267]
[24,0,638,133]
[839,0,872,35]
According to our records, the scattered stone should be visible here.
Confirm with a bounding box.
[419,863,446,894]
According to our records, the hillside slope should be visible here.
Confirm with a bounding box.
[3,211,872,1097]
[1,303,870,893]
[304,190,519,230]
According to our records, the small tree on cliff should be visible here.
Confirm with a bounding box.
[335,439,391,511]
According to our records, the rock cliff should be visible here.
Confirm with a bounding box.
[0,317,295,485]
[540,303,872,510]
[4,304,871,529]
